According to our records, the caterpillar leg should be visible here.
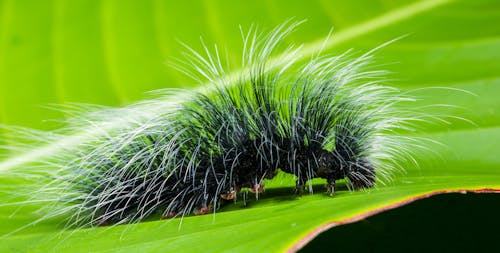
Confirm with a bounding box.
[326,176,336,196]
[162,211,178,219]
[96,218,110,227]
[220,190,236,200]
[295,179,304,196]
[248,183,265,194]
[193,205,212,215]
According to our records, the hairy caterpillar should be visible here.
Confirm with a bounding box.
[4,21,421,229]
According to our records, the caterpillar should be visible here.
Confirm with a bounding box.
[4,21,420,229]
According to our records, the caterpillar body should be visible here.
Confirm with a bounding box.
[7,22,418,228]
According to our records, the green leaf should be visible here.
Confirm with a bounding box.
[1,0,499,252]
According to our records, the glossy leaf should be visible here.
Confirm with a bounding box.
[0,0,499,252]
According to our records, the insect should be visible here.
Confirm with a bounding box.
[8,21,419,228]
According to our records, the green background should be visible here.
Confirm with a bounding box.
[0,0,499,252]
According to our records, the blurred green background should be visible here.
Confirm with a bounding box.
[1,0,499,252]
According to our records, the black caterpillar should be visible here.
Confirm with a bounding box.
[12,22,417,227]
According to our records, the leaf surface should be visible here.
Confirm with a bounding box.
[0,0,499,252]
